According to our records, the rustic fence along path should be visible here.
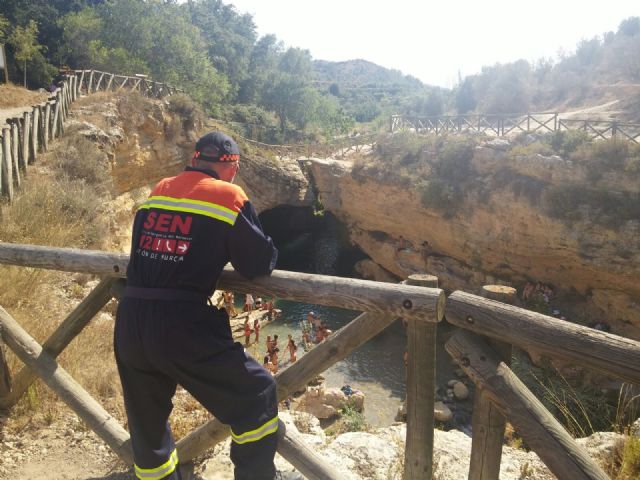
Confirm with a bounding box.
[391,113,640,143]
[0,70,181,202]
[1,242,639,479]
[241,134,377,161]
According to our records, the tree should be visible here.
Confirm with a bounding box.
[188,0,256,98]
[238,34,282,103]
[618,17,640,37]
[0,14,10,44]
[9,20,43,86]
[455,77,477,114]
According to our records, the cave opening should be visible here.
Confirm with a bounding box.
[259,206,367,276]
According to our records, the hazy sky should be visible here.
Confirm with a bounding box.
[228,0,638,88]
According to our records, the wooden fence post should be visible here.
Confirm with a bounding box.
[52,94,61,138]
[1,127,13,200]
[10,122,20,188]
[468,285,516,480]
[78,70,85,96]
[0,277,118,409]
[30,106,39,162]
[446,331,609,480]
[88,70,94,94]
[404,273,438,480]
[42,102,51,149]
[0,335,10,397]
[0,305,133,464]
[21,111,30,169]
[0,133,3,198]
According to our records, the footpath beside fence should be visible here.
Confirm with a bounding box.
[0,70,180,202]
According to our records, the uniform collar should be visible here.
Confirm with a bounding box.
[185,165,220,179]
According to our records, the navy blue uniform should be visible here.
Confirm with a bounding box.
[115,166,279,480]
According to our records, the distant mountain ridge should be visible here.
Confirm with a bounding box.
[313,59,425,89]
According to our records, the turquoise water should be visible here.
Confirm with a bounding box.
[248,212,462,427]
[244,299,407,426]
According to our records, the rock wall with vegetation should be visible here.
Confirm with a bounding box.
[306,132,640,339]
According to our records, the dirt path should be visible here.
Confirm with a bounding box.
[0,106,38,128]
[0,415,132,480]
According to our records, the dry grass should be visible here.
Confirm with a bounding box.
[0,94,216,444]
[0,83,50,109]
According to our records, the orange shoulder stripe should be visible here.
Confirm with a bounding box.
[151,171,248,212]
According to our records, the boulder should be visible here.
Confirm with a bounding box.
[295,386,364,419]
[453,381,470,401]
[434,401,452,422]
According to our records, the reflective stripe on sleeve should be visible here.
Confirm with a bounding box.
[140,195,238,226]
[134,448,178,480]
[230,415,279,445]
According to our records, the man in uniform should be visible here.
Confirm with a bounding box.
[115,132,301,480]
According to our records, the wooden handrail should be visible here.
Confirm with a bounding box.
[0,305,134,464]
[0,278,118,409]
[1,241,639,479]
[446,290,640,384]
[446,331,609,480]
[0,243,445,322]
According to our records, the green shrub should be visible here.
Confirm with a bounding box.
[51,136,112,191]
[543,186,640,229]
[619,436,640,479]
[167,93,205,132]
[513,355,614,437]
[2,175,109,249]
[436,138,475,183]
[571,138,632,182]
[325,404,369,436]
[508,141,554,159]
[548,130,591,158]
[419,179,459,217]
[340,404,367,432]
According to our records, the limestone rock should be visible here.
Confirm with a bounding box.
[434,401,452,422]
[236,155,313,213]
[354,259,399,282]
[295,386,364,419]
[305,150,640,340]
[452,381,470,401]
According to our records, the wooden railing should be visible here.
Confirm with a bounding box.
[241,133,377,161]
[0,242,639,479]
[73,69,182,98]
[390,113,640,144]
[0,70,181,202]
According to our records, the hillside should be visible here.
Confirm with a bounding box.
[313,59,424,89]
[1,76,639,478]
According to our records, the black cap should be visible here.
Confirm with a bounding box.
[194,131,240,163]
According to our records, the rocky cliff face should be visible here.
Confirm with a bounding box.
[72,93,313,213]
[72,94,639,338]
[304,141,640,339]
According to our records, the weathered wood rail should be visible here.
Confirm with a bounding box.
[242,133,377,161]
[0,70,181,201]
[1,242,639,479]
[391,113,640,144]
[0,243,444,480]
[73,69,182,98]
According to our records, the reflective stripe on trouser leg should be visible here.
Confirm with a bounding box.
[230,415,279,444]
[135,448,179,480]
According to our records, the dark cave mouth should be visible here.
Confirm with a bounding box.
[259,206,367,276]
